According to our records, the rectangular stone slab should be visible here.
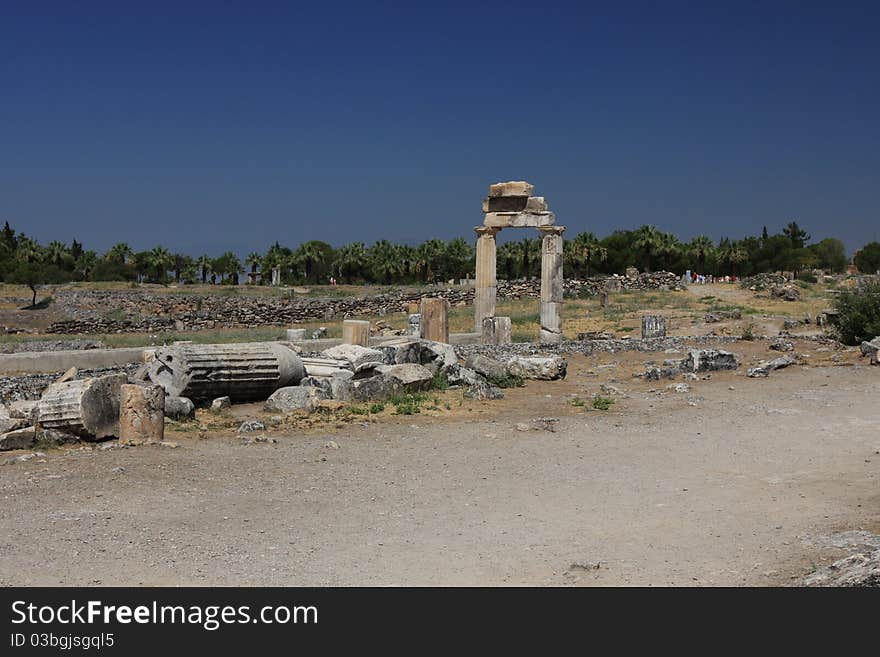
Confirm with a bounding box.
[488,181,534,197]
[483,211,556,228]
[482,196,528,213]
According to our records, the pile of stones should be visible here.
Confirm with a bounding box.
[46,272,683,335]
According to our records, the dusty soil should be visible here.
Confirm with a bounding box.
[2,343,878,586]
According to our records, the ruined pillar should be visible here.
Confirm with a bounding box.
[420,297,449,343]
[539,226,565,343]
[119,384,165,446]
[481,316,512,345]
[342,319,371,346]
[474,226,499,332]
[37,373,128,440]
[641,315,667,339]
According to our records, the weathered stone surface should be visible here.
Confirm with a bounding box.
[704,309,742,323]
[804,549,880,587]
[286,328,307,341]
[483,211,556,228]
[680,349,739,373]
[342,319,371,346]
[265,386,327,413]
[375,363,434,391]
[148,342,305,402]
[465,354,508,380]
[119,384,165,446]
[860,338,879,365]
[0,414,27,434]
[420,297,449,344]
[770,338,795,352]
[0,427,36,451]
[164,396,195,420]
[328,370,355,401]
[300,375,333,396]
[7,400,38,421]
[321,344,383,373]
[237,420,266,433]
[481,316,512,345]
[463,380,504,400]
[540,226,565,344]
[445,364,482,387]
[770,285,801,301]
[641,315,667,339]
[211,396,231,411]
[748,355,797,377]
[482,196,528,213]
[474,226,498,332]
[37,373,127,440]
[506,355,567,380]
[488,181,534,197]
[406,313,421,337]
[351,374,398,402]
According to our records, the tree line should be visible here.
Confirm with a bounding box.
[2,219,878,306]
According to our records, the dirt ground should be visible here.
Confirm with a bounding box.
[2,344,878,587]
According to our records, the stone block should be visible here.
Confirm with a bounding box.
[483,211,556,228]
[342,320,371,346]
[420,297,449,344]
[119,384,165,446]
[488,181,534,197]
[481,316,512,345]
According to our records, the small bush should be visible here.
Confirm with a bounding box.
[799,273,818,284]
[391,392,428,415]
[486,373,525,389]
[591,396,615,411]
[833,282,880,345]
[569,397,586,407]
[369,402,385,414]
[740,323,756,341]
[429,372,449,391]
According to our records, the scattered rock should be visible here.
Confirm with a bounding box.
[859,338,879,366]
[465,354,509,380]
[0,427,36,451]
[463,380,504,401]
[770,339,795,352]
[324,440,339,449]
[242,435,277,445]
[321,344,384,373]
[804,550,880,587]
[237,420,266,433]
[680,349,739,373]
[165,396,195,420]
[265,386,327,413]
[748,355,797,377]
[375,363,434,391]
[210,396,231,412]
[506,355,567,380]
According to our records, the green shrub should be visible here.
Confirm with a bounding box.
[369,402,385,414]
[799,273,817,284]
[591,396,615,411]
[740,323,756,341]
[486,373,525,389]
[833,282,880,345]
[429,372,449,391]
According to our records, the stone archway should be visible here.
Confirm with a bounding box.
[474,181,565,344]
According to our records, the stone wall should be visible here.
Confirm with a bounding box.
[47,272,681,334]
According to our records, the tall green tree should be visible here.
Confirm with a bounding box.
[633,225,663,272]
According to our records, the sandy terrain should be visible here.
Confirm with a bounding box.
[2,346,877,587]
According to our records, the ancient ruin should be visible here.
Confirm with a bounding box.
[476,181,565,343]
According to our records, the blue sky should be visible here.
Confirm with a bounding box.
[2,1,878,256]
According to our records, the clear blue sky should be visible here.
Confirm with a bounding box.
[2,1,878,256]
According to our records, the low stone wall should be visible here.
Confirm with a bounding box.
[47,272,681,335]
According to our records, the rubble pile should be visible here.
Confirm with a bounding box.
[46,272,682,334]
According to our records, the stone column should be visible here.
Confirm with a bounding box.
[474,226,499,332]
[342,319,370,346]
[119,384,165,446]
[481,316,512,345]
[539,226,565,343]
[420,297,449,343]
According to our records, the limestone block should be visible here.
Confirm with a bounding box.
[37,373,127,440]
[488,181,534,197]
[481,316,512,345]
[342,319,371,346]
[0,427,36,451]
[286,328,307,341]
[420,297,449,344]
[119,384,165,446]
[482,196,529,213]
[641,315,667,339]
[483,212,556,228]
[265,386,327,413]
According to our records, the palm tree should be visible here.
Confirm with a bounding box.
[196,255,212,284]
[105,242,133,264]
[657,232,681,271]
[633,225,663,272]
[15,236,42,263]
[719,241,747,276]
[570,231,606,277]
[688,235,715,273]
[245,252,261,283]
[497,241,522,280]
[415,239,444,282]
[396,244,417,281]
[293,241,330,283]
[171,254,193,283]
[45,240,68,267]
[443,238,474,281]
[333,242,368,283]
[75,251,98,280]
[148,246,173,282]
[369,240,402,284]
